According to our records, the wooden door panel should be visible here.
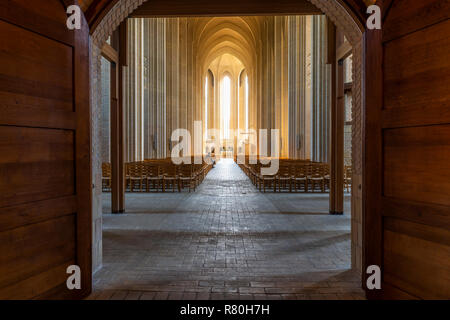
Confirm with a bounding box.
[384,125,450,206]
[0,215,76,293]
[366,0,450,299]
[384,217,450,299]
[0,0,91,299]
[0,262,76,300]
[0,127,75,208]
[0,0,75,46]
[384,20,450,111]
[0,196,78,234]
[0,20,74,112]
[382,0,450,43]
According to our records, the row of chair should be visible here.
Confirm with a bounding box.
[237,158,352,193]
[102,160,212,193]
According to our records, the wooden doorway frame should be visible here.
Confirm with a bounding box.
[86,0,372,297]
[100,26,127,214]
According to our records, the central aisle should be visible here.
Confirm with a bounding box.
[92,159,363,300]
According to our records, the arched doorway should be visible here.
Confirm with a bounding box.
[89,0,365,283]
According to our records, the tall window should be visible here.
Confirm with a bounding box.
[205,76,208,140]
[245,76,249,131]
[221,75,231,139]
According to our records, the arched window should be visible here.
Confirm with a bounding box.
[205,76,208,140]
[245,75,249,131]
[221,75,231,139]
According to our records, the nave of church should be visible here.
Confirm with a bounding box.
[94,14,358,299]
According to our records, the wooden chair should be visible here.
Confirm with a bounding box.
[193,164,205,186]
[179,164,196,192]
[258,164,277,193]
[250,163,261,188]
[309,163,325,193]
[277,165,293,192]
[292,165,308,193]
[127,162,144,192]
[144,163,162,192]
[162,164,179,192]
[323,164,331,192]
[102,162,111,192]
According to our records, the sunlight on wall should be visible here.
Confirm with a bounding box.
[245,75,249,132]
[205,76,208,140]
[221,75,231,139]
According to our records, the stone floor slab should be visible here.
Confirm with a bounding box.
[91,159,364,300]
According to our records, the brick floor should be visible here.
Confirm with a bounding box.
[90,159,364,300]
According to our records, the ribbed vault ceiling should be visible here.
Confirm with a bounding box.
[193,17,263,76]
